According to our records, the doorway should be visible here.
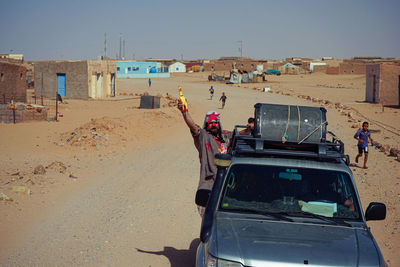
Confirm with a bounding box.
[90,73,102,98]
[372,75,376,103]
[398,76,400,107]
[110,73,115,97]
[57,73,66,97]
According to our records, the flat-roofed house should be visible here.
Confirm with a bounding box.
[34,60,117,100]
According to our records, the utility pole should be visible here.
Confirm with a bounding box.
[123,39,125,60]
[238,40,243,58]
[119,33,122,59]
[104,33,107,59]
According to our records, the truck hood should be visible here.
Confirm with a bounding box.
[211,216,381,266]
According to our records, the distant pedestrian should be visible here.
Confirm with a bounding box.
[148,78,151,87]
[209,86,214,100]
[219,92,227,109]
[354,121,373,169]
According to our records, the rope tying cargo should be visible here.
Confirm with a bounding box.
[281,105,290,143]
[281,104,326,144]
[298,121,327,144]
[297,105,300,140]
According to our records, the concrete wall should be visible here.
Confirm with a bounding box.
[0,104,47,123]
[168,62,186,73]
[366,64,380,103]
[203,59,268,72]
[87,60,117,98]
[366,64,400,106]
[117,61,169,78]
[0,62,27,103]
[34,61,88,99]
[34,60,116,100]
[310,62,326,72]
[313,65,327,73]
[339,63,366,74]
[380,64,400,106]
[326,66,339,75]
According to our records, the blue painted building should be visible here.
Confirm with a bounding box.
[117,61,170,78]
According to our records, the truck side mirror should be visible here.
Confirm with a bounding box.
[365,202,386,221]
[195,189,211,207]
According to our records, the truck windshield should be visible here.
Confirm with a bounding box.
[219,164,361,220]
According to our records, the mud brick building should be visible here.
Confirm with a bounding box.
[313,65,328,73]
[326,66,340,75]
[339,57,398,75]
[366,63,400,107]
[0,62,27,103]
[203,58,268,72]
[339,62,367,74]
[34,60,117,100]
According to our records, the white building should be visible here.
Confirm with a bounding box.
[168,62,186,73]
[310,62,327,72]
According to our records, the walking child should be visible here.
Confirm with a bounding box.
[219,92,227,109]
[209,86,214,100]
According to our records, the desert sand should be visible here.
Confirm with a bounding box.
[0,72,399,266]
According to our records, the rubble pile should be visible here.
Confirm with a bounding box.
[60,117,127,150]
[0,161,71,203]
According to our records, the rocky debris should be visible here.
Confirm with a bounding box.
[335,103,344,109]
[369,129,381,133]
[380,144,391,154]
[372,140,381,148]
[0,192,13,201]
[25,179,35,185]
[55,141,65,147]
[352,123,361,129]
[11,185,31,195]
[60,117,126,151]
[389,147,399,157]
[46,161,67,173]
[33,165,46,175]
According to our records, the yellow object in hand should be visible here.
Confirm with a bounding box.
[178,87,188,112]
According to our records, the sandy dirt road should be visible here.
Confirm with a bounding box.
[1,74,399,266]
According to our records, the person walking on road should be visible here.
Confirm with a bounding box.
[354,121,373,169]
[148,78,151,87]
[177,99,231,217]
[219,92,227,109]
[209,86,214,100]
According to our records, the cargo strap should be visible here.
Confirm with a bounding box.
[281,106,291,143]
[282,105,326,144]
[298,121,328,144]
[297,105,301,140]
[282,105,301,143]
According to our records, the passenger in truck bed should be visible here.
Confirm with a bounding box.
[238,117,255,135]
[177,99,232,217]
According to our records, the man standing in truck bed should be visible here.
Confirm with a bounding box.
[177,99,231,217]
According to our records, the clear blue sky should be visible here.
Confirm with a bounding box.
[1,0,399,61]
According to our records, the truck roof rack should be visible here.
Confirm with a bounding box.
[229,126,349,164]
